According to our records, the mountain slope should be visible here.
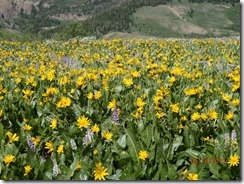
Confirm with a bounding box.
[130,3,240,37]
[0,0,240,40]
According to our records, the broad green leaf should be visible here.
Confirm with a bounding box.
[190,122,199,132]
[176,158,185,167]
[155,140,164,162]
[0,123,4,139]
[220,169,231,180]
[165,141,173,160]
[66,157,79,179]
[118,151,130,160]
[172,135,183,151]
[120,162,135,180]
[117,134,126,148]
[44,171,53,180]
[79,170,88,180]
[209,163,221,179]
[111,142,121,153]
[115,85,122,93]
[164,154,176,180]
[183,125,190,148]
[106,169,122,180]
[137,120,145,133]
[135,165,147,179]
[159,159,168,180]
[124,128,139,163]
[144,124,153,147]
[185,149,201,158]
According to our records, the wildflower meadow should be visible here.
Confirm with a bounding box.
[0,38,240,180]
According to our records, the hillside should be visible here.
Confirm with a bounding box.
[130,2,240,38]
[0,0,240,41]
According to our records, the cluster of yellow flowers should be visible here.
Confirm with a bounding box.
[0,38,240,180]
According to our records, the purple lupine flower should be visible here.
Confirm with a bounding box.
[51,156,59,177]
[224,132,230,146]
[112,106,119,125]
[70,138,77,150]
[214,138,219,148]
[83,128,94,146]
[45,116,52,122]
[27,135,35,151]
[231,130,237,142]
[53,163,59,177]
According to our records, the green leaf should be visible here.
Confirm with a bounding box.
[159,159,168,180]
[124,128,139,163]
[190,122,199,132]
[72,104,82,117]
[166,159,176,180]
[44,171,53,180]
[172,135,183,152]
[205,143,215,153]
[115,85,123,93]
[209,163,221,179]
[176,158,185,167]
[117,134,126,148]
[137,120,145,133]
[65,157,79,179]
[79,170,88,180]
[144,124,153,147]
[185,149,201,158]
[220,169,231,180]
[106,169,122,180]
[135,165,147,179]
[183,125,190,148]
[0,123,4,139]
[111,142,121,154]
[155,140,164,162]
[120,162,136,180]
[118,151,130,160]
[165,141,173,160]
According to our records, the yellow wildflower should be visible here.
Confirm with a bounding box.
[45,141,54,153]
[227,154,240,167]
[191,112,201,121]
[50,119,58,129]
[170,103,179,113]
[139,150,149,161]
[23,124,32,131]
[3,155,16,166]
[77,115,91,129]
[94,91,102,99]
[108,99,116,110]
[24,165,32,176]
[6,131,19,143]
[93,162,109,180]
[56,96,71,108]
[123,78,133,87]
[187,173,199,180]
[103,130,113,141]
[182,168,188,175]
[91,124,100,133]
[208,109,218,120]
[57,144,64,154]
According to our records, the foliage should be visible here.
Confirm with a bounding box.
[0,38,240,180]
